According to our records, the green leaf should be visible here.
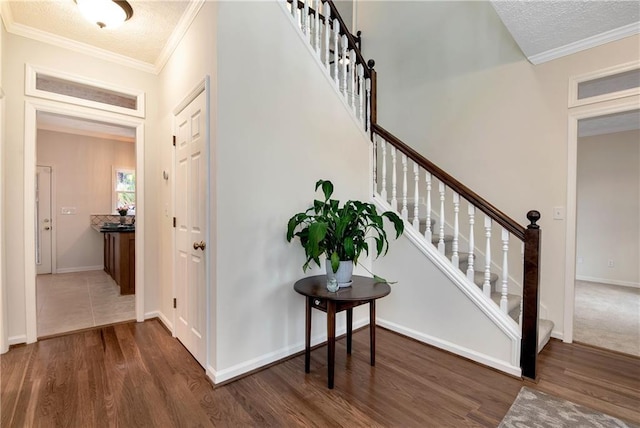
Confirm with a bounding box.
[330,251,340,273]
[308,222,328,259]
[344,236,355,260]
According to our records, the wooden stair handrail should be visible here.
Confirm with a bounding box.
[372,123,526,240]
[288,0,371,79]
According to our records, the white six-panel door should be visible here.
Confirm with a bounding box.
[174,90,207,367]
[36,166,53,275]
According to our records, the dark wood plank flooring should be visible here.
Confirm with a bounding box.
[1,319,638,427]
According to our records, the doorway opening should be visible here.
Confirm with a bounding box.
[563,100,640,354]
[573,110,639,356]
[35,112,138,337]
[24,99,145,343]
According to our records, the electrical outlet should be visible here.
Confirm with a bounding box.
[607,260,615,268]
[553,206,565,220]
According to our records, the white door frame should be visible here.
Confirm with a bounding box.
[24,98,145,343]
[171,76,211,369]
[563,95,640,343]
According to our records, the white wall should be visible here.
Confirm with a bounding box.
[157,1,372,382]
[357,0,640,337]
[576,129,639,286]
[37,130,135,272]
[214,1,371,380]
[2,31,160,342]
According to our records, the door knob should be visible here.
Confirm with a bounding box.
[193,241,206,250]
[44,226,51,231]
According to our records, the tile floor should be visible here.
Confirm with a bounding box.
[36,270,135,337]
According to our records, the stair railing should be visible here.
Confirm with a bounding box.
[286,0,542,381]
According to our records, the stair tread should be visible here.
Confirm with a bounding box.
[490,292,520,314]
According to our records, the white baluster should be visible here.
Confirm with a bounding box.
[313,0,320,54]
[357,64,365,124]
[340,35,348,97]
[501,228,509,313]
[401,154,408,221]
[349,49,356,110]
[291,0,298,22]
[391,147,398,211]
[452,192,460,269]
[303,0,309,38]
[365,77,371,132]
[483,216,492,297]
[323,3,330,68]
[466,205,475,281]
[438,182,445,254]
[412,162,420,230]
[424,173,432,242]
[333,20,339,85]
[380,139,387,201]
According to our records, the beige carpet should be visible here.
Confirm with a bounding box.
[574,280,640,357]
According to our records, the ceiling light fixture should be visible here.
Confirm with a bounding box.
[75,0,133,29]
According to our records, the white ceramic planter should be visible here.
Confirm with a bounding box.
[325,259,353,287]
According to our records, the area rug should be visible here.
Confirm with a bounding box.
[499,387,638,428]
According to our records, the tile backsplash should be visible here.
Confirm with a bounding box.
[90,214,134,230]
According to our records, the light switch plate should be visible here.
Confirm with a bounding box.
[553,206,564,220]
[61,207,76,215]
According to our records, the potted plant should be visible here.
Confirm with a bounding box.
[286,179,404,286]
[117,205,129,224]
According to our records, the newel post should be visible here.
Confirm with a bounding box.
[368,59,377,132]
[521,210,541,381]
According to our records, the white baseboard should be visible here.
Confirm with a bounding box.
[551,330,564,341]
[145,310,174,332]
[55,265,103,274]
[209,317,370,385]
[377,318,522,378]
[8,335,27,345]
[576,275,639,289]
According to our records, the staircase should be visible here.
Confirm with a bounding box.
[282,0,553,379]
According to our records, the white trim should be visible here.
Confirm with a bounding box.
[55,266,103,274]
[154,0,206,74]
[576,275,640,289]
[145,310,174,332]
[529,22,640,65]
[25,64,146,118]
[568,60,640,108]
[377,318,522,378]
[373,195,522,343]
[36,164,58,275]
[8,335,27,346]
[209,318,370,384]
[24,98,146,343]
[564,96,640,344]
[0,88,6,353]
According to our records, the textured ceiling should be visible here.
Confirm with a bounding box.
[2,0,194,70]
[491,0,640,63]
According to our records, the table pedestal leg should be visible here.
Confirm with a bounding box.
[305,297,311,373]
[370,300,376,366]
[346,308,353,355]
[327,300,336,389]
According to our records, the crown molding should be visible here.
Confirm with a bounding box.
[4,21,157,74]
[529,21,640,65]
[154,0,205,74]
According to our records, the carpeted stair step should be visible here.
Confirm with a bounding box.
[490,292,521,315]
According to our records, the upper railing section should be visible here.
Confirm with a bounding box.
[285,0,541,380]
[287,0,372,132]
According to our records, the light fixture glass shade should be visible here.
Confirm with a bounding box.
[76,0,133,29]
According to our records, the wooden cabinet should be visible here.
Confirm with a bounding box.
[103,231,135,295]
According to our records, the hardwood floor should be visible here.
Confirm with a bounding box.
[2,319,639,427]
